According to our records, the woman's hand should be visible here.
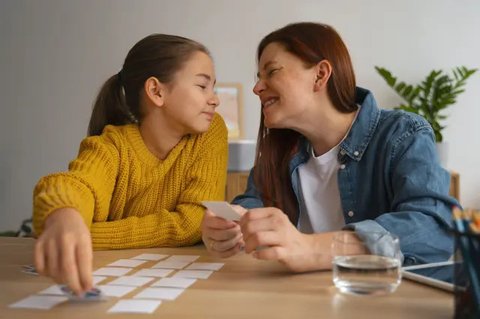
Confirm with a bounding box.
[201,205,247,258]
[34,207,93,295]
[239,207,333,272]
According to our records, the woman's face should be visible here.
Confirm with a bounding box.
[253,42,318,129]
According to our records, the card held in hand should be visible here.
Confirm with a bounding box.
[201,201,242,221]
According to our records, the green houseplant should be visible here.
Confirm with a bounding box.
[375,66,477,143]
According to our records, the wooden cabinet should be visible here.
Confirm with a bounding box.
[226,171,460,203]
[226,171,249,202]
[449,171,460,201]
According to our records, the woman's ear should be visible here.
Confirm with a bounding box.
[313,60,332,92]
[144,77,166,107]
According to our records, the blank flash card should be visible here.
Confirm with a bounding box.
[202,201,242,221]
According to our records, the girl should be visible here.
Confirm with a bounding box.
[33,34,227,293]
[201,22,457,272]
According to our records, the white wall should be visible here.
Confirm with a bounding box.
[1,0,479,232]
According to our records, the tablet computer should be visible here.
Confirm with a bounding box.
[402,261,458,292]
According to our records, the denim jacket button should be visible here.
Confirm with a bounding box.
[353,151,359,156]
[348,210,354,217]
[340,164,346,170]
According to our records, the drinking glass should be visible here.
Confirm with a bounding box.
[332,231,402,295]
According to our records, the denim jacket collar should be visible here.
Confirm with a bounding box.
[339,87,381,162]
[289,87,380,173]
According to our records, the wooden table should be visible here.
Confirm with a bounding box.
[0,237,453,318]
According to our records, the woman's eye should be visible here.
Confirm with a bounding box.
[267,68,279,77]
[197,84,207,90]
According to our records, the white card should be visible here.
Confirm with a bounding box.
[93,275,107,285]
[107,276,155,287]
[151,277,197,289]
[108,259,147,267]
[38,285,63,295]
[96,285,137,297]
[151,260,191,269]
[172,270,213,279]
[166,255,200,262]
[185,262,224,271]
[9,295,68,310]
[134,287,184,300]
[202,201,242,221]
[93,267,132,276]
[132,268,173,278]
[131,253,168,261]
[108,299,162,314]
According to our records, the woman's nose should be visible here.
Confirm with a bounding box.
[253,79,266,96]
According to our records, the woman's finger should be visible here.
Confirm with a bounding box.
[253,245,285,261]
[240,215,277,238]
[241,207,281,222]
[243,230,280,253]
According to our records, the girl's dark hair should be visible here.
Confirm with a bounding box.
[88,34,210,136]
[254,22,357,224]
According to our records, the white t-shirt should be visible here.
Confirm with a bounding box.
[297,145,345,233]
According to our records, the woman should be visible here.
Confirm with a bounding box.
[201,22,457,272]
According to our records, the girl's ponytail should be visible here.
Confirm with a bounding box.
[87,72,136,136]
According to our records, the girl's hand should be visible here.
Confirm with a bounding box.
[201,205,247,258]
[34,208,93,295]
[239,207,333,272]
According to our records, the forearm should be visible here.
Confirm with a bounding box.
[33,174,95,235]
[306,233,335,271]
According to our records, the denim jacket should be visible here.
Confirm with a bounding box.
[232,87,458,265]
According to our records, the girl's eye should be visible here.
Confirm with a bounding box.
[197,84,207,90]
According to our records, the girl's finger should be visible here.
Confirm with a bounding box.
[76,240,93,292]
[34,240,46,275]
[60,238,82,295]
[206,224,241,241]
[46,240,60,282]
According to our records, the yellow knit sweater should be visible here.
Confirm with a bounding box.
[33,114,228,250]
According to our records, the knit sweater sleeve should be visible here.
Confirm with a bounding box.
[32,131,119,236]
[89,115,228,249]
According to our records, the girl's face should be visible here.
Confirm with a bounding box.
[253,42,319,129]
[163,51,219,135]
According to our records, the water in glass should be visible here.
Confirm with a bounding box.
[333,254,401,295]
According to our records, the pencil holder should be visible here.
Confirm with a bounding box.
[454,231,480,319]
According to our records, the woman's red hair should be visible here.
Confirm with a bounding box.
[254,22,357,224]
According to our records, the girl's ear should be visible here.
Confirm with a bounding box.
[144,77,166,107]
[313,60,333,92]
